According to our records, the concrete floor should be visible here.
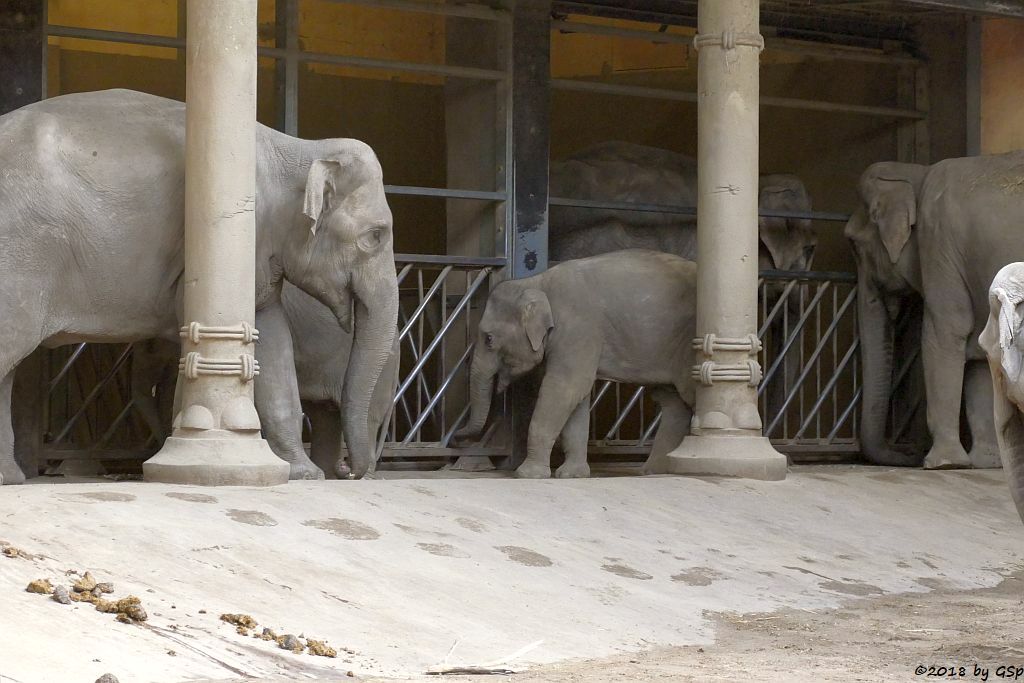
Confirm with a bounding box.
[0,466,1021,683]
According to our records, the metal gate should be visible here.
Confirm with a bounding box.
[25,256,924,471]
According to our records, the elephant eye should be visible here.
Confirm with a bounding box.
[485,333,494,348]
[357,227,384,251]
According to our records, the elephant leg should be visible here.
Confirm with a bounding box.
[517,365,594,480]
[307,401,348,480]
[642,388,692,475]
[964,361,1001,469]
[0,370,26,485]
[921,310,971,470]
[12,349,44,479]
[555,397,591,479]
[253,301,325,481]
[990,364,1024,524]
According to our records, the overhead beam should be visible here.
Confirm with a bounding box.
[899,0,1024,18]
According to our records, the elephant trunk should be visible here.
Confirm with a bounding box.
[341,264,399,479]
[455,348,498,441]
[858,277,920,466]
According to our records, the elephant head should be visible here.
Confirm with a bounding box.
[455,282,552,440]
[281,142,399,479]
[758,174,817,272]
[980,263,1024,524]
[844,161,928,466]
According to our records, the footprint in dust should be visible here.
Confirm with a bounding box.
[225,509,278,527]
[165,492,218,504]
[602,563,653,581]
[416,543,470,559]
[70,492,136,502]
[819,579,884,596]
[671,566,723,586]
[303,518,381,540]
[495,546,553,567]
[456,517,487,533]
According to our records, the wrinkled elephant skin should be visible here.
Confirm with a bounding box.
[455,249,697,479]
[980,263,1024,523]
[0,89,398,484]
[846,155,1024,470]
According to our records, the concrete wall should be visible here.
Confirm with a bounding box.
[980,18,1024,154]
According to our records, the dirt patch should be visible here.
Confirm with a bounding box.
[226,510,278,527]
[165,492,218,504]
[399,568,1024,683]
[672,567,723,586]
[70,492,136,502]
[819,580,885,596]
[456,517,487,533]
[602,563,653,581]
[303,518,380,540]
[392,524,454,538]
[495,546,553,567]
[416,543,470,559]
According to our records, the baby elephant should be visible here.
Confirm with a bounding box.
[455,249,696,478]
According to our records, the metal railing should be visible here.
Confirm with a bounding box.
[31,258,926,470]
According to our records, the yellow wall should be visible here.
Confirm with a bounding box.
[981,18,1024,154]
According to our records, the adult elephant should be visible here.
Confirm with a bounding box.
[980,263,1024,523]
[124,282,399,479]
[547,141,815,428]
[845,156,1024,470]
[548,141,817,274]
[0,89,398,484]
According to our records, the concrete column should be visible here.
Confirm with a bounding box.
[145,0,288,486]
[663,0,787,481]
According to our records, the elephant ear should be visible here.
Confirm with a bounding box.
[519,289,554,353]
[867,177,917,264]
[303,159,343,234]
[993,286,1024,385]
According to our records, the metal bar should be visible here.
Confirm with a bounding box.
[509,0,552,279]
[639,410,662,445]
[760,283,833,391]
[549,195,851,223]
[551,17,922,65]
[589,380,614,413]
[401,343,475,446]
[52,344,134,444]
[327,0,511,22]
[395,262,415,285]
[398,266,453,341]
[828,387,862,443]
[794,337,860,440]
[384,185,507,201]
[275,0,299,136]
[550,78,924,120]
[966,16,982,156]
[93,399,137,450]
[48,343,88,391]
[604,386,645,441]
[395,253,507,267]
[45,25,508,81]
[898,0,1024,18]
[758,280,799,338]
[395,268,492,400]
[760,269,857,283]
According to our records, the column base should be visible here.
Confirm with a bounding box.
[143,431,289,487]
[661,434,787,481]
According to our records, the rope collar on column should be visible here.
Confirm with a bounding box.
[692,29,765,53]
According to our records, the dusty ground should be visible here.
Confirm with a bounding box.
[413,567,1024,683]
[214,568,1024,682]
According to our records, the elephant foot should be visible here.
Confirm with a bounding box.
[515,460,551,479]
[923,443,972,470]
[289,458,326,481]
[0,458,26,485]
[968,443,1003,470]
[555,461,591,479]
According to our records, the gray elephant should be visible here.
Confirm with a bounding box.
[454,249,696,479]
[0,88,397,484]
[548,142,814,426]
[846,155,1024,470]
[124,281,399,479]
[980,263,1024,523]
[548,141,816,273]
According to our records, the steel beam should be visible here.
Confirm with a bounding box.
[900,0,1024,18]
[508,0,551,279]
[0,0,43,115]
